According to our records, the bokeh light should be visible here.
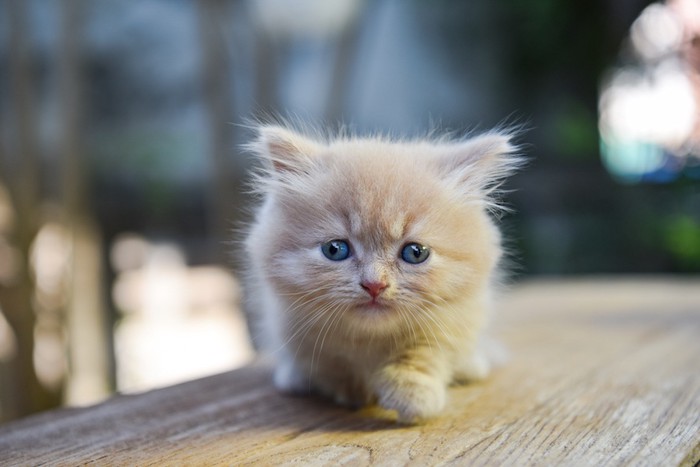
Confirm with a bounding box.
[599,0,700,183]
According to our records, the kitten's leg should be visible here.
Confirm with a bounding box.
[314,368,373,409]
[275,352,372,407]
[273,353,310,394]
[370,346,451,423]
[453,349,490,382]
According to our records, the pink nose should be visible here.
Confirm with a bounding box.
[361,281,388,298]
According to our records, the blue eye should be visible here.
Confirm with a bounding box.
[321,240,350,261]
[401,243,430,264]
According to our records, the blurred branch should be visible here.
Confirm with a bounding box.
[7,0,40,235]
[58,0,113,405]
[197,0,239,251]
[324,4,366,124]
[253,27,279,119]
[60,0,86,218]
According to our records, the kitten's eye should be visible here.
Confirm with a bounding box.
[400,243,430,264]
[321,240,351,261]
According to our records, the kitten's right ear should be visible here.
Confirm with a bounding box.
[252,125,323,174]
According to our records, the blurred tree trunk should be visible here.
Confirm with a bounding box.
[0,0,60,422]
[197,0,239,255]
[58,0,113,405]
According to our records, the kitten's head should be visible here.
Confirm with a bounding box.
[246,125,520,336]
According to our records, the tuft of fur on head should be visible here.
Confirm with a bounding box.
[243,122,523,422]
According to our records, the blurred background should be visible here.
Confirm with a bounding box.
[0,0,698,423]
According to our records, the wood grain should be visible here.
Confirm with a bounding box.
[1,278,699,466]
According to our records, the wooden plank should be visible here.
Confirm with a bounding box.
[1,278,699,466]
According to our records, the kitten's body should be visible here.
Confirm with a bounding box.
[245,125,519,422]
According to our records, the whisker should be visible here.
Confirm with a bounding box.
[273,296,338,355]
[399,296,453,354]
[396,304,418,347]
[317,302,347,366]
[403,303,439,354]
[310,301,346,379]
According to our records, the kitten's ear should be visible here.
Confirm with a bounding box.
[435,132,521,195]
[252,125,323,174]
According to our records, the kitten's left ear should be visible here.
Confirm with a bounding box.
[435,132,522,195]
[251,125,324,174]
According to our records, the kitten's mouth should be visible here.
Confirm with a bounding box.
[359,299,392,311]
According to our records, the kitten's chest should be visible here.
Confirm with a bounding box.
[294,329,392,371]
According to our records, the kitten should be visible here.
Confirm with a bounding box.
[244,124,520,423]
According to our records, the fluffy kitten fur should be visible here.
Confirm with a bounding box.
[244,124,520,423]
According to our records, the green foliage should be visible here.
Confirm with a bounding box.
[92,130,203,179]
[551,100,599,161]
[501,0,611,80]
[665,215,700,271]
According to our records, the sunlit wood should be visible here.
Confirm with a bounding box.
[1,278,698,465]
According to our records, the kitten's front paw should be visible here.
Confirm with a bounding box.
[372,367,446,424]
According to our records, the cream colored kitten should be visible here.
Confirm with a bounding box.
[244,124,520,423]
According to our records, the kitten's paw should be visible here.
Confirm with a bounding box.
[373,367,446,423]
[273,360,309,394]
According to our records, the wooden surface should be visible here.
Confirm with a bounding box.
[1,278,699,466]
